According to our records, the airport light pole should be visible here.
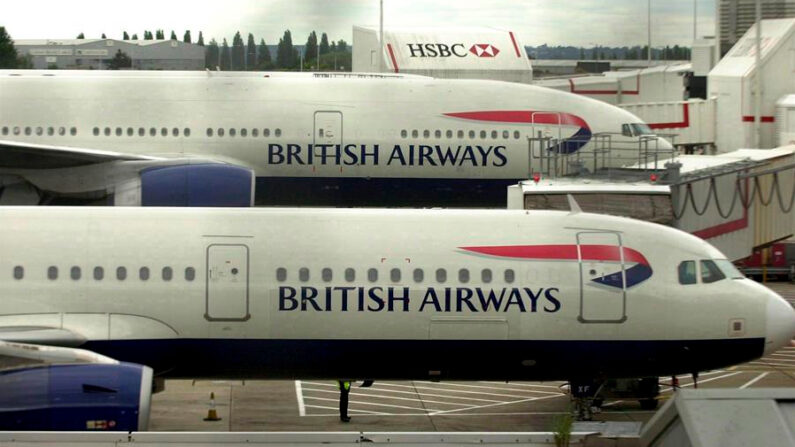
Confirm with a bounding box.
[754,0,762,148]
[693,0,697,40]
[379,0,384,73]
[647,0,652,66]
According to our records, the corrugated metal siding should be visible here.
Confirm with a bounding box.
[523,193,673,224]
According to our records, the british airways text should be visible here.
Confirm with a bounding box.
[268,144,508,167]
[278,286,561,313]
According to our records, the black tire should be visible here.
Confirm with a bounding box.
[639,399,658,410]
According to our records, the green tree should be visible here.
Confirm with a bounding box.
[304,31,318,67]
[276,30,296,69]
[16,54,33,69]
[155,29,164,39]
[183,30,191,43]
[579,47,584,59]
[197,31,204,46]
[107,49,132,69]
[246,33,256,70]
[131,33,138,40]
[205,38,219,69]
[144,31,153,40]
[257,38,272,69]
[170,30,177,40]
[123,31,130,40]
[336,39,348,53]
[330,41,337,53]
[220,38,231,70]
[319,32,330,55]
[0,27,19,68]
[76,32,85,39]
[231,31,244,70]
[101,33,106,39]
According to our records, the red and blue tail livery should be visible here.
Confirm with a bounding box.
[459,244,653,288]
[444,110,592,154]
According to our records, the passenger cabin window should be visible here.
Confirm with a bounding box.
[390,268,401,283]
[162,267,173,281]
[436,268,447,283]
[345,268,355,282]
[700,260,725,284]
[276,267,287,282]
[459,268,470,283]
[70,266,81,280]
[678,261,696,285]
[139,267,150,281]
[481,269,492,283]
[322,268,332,282]
[299,268,309,282]
[48,266,58,280]
[185,267,196,281]
[117,266,127,281]
[13,266,23,280]
[413,268,424,283]
[93,266,104,281]
[367,268,378,282]
[504,269,515,283]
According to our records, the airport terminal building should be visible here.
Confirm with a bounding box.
[14,39,205,70]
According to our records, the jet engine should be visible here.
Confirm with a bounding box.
[0,362,152,430]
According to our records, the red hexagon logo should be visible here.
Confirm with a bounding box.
[469,44,500,58]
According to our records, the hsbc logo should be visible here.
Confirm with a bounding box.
[469,44,499,57]
[406,43,500,58]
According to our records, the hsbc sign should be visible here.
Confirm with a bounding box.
[407,43,500,58]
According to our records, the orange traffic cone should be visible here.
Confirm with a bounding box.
[203,392,222,421]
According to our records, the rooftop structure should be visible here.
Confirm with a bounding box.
[14,39,205,70]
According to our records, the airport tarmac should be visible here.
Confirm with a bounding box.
[149,281,795,432]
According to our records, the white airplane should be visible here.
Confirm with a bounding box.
[0,70,671,207]
[0,205,793,429]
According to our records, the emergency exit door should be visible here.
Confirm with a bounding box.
[205,244,250,321]
[577,232,627,323]
[313,111,343,169]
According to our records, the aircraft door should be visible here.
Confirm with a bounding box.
[577,232,627,323]
[313,111,343,173]
[205,244,250,321]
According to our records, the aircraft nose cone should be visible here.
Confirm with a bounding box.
[765,293,795,355]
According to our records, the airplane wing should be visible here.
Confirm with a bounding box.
[0,139,161,169]
[0,139,255,206]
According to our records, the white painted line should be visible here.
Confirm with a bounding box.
[660,371,744,393]
[304,404,388,415]
[301,381,504,403]
[749,361,795,368]
[430,392,566,416]
[383,382,555,399]
[739,372,769,389]
[294,380,306,417]
[769,353,795,358]
[300,387,471,407]
[302,395,443,412]
[480,381,564,390]
[416,381,562,396]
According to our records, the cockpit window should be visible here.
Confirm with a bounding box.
[632,123,653,136]
[678,261,697,285]
[621,123,632,137]
[622,123,654,137]
[714,259,745,279]
[700,260,726,284]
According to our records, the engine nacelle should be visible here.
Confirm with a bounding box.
[139,163,254,206]
[0,362,152,431]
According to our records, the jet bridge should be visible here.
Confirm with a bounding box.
[509,146,795,261]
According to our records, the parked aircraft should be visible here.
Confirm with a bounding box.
[0,205,792,429]
[0,71,672,207]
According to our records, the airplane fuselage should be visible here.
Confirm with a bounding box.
[1,207,787,381]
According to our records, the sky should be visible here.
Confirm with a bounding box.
[2,0,717,48]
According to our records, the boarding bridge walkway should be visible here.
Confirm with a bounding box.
[512,142,795,261]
